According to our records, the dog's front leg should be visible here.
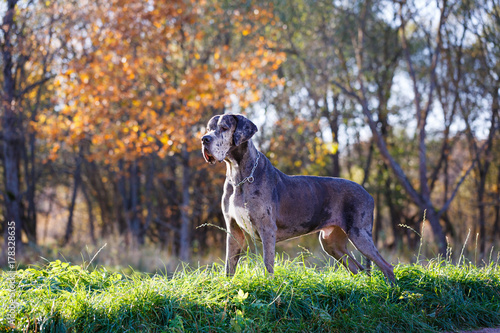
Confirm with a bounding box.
[225,219,246,276]
[259,224,277,276]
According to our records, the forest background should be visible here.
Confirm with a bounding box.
[0,0,499,272]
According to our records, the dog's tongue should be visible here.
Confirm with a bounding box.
[203,149,212,163]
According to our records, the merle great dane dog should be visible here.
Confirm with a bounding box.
[201,114,395,283]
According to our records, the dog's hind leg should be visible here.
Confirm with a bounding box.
[347,226,395,283]
[319,226,365,274]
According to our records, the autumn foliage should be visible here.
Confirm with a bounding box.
[43,0,284,164]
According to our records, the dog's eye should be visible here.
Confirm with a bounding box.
[221,126,229,132]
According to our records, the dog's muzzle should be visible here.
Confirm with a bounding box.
[201,135,217,164]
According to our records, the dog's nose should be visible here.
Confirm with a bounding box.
[201,135,213,145]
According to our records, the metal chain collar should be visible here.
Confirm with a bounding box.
[234,153,260,187]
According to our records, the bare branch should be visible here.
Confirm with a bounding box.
[399,0,448,201]
[15,75,55,98]
[438,123,499,217]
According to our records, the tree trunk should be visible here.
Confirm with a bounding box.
[64,147,83,245]
[86,162,112,238]
[424,205,447,254]
[143,156,155,241]
[477,174,487,256]
[361,140,373,187]
[21,129,37,244]
[493,166,500,240]
[2,0,23,260]
[129,160,143,245]
[118,160,132,245]
[374,190,382,245]
[113,178,127,236]
[179,146,191,262]
[326,95,340,177]
[383,175,401,249]
[22,83,44,245]
[81,182,96,245]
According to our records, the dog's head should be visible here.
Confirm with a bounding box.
[201,114,258,164]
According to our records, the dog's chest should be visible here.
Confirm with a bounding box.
[228,198,259,239]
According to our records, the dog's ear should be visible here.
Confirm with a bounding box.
[232,114,257,146]
[206,115,220,131]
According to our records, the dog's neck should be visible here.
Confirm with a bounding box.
[225,140,259,186]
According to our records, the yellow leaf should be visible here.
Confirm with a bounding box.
[160,136,169,145]
[81,74,89,84]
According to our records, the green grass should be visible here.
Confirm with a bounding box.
[1,254,499,333]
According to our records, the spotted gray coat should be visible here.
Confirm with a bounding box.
[201,114,395,283]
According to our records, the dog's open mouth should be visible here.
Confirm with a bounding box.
[203,147,216,164]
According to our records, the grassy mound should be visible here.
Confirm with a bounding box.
[1,255,499,332]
